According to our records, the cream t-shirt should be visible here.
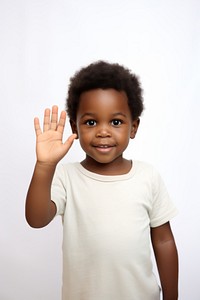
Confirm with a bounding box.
[51,161,177,300]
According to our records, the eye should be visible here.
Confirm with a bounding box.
[111,119,122,126]
[86,120,97,126]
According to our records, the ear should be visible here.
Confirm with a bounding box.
[130,118,140,139]
[70,120,79,139]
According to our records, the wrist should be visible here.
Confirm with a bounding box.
[35,161,57,174]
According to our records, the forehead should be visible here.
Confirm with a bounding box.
[78,88,130,115]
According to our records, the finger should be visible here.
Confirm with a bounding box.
[64,133,77,149]
[50,105,58,130]
[43,108,50,132]
[34,117,42,136]
[57,110,67,134]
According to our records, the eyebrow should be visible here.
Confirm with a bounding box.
[112,112,127,118]
[80,112,127,119]
[80,113,96,119]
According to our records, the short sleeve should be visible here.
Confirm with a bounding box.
[51,164,67,216]
[149,168,178,227]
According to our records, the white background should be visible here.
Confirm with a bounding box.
[0,0,199,299]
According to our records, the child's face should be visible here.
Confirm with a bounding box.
[72,88,139,173]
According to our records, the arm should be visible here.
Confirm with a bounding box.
[151,222,179,300]
[25,105,77,228]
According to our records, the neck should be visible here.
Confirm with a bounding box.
[81,157,132,175]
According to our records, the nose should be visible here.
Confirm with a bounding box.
[96,124,111,137]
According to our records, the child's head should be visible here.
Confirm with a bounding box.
[66,61,144,122]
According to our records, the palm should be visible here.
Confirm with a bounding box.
[34,106,76,165]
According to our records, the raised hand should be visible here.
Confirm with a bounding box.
[34,105,77,165]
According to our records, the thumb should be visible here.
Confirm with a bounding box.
[64,133,77,150]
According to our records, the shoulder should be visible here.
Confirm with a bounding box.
[53,162,81,181]
[134,160,159,177]
[134,160,166,190]
[55,162,80,174]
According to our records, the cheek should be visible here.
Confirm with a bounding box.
[78,130,92,145]
[117,128,131,140]
[119,130,132,147]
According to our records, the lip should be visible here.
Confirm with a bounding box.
[93,144,115,153]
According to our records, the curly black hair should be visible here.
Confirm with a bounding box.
[66,61,144,122]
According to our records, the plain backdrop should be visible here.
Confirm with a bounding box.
[0,0,199,299]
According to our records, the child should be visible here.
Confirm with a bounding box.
[26,61,178,300]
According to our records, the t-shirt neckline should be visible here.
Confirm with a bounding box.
[75,160,137,182]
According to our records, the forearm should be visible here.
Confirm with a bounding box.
[25,162,57,228]
[154,239,178,299]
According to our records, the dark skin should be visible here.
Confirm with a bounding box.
[71,89,139,175]
[151,223,178,299]
[26,89,178,299]
[26,106,76,228]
